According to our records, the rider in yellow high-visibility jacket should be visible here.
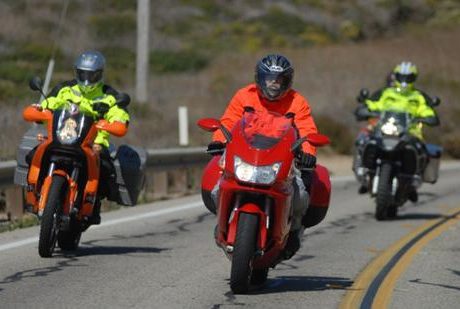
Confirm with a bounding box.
[42,51,130,149]
[355,61,439,140]
[39,51,130,224]
[353,61,440,197]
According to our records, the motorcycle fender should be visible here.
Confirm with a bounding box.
[38,175,53,216]
[37,170,69,216]
[226,203,268,249]
[53,170,75,216]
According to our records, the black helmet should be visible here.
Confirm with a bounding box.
[74,51,105,94]
[255,54,294,101]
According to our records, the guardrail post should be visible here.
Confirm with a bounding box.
[169,169,188,195]
[149,171,168,200]
[188,166,203,192]
[5,187,24,221]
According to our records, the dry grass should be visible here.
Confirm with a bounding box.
[1,24,459,158]
[127,26,460,152]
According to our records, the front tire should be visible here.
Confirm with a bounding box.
[251,268,269,285]
[230,213,259,294]
[375,163,393,221]
[38,175,67,257]
[58,220,82,251]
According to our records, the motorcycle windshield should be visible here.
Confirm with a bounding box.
[241,111,292,149]
[54,103,93,145]
[377,111,409,137]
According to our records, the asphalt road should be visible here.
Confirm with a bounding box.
[0,166,459,309]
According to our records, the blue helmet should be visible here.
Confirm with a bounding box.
[255,54,294,101]
[74,51,105,93]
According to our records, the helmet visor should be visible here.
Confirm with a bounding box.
[258,72,291,100]
[76,69,103,85]
[395,73,416,83]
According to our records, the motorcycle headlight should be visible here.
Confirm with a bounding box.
[57,118,79,145]
[381,120,400,136]
[234,156,281,185]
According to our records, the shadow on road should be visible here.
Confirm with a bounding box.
[251,275,353,294]
[62,245,170,257]
[393,212,444,220]
[409,278,460,292]
[0,257,84,288]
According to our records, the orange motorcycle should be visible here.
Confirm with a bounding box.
[21,77,129,257]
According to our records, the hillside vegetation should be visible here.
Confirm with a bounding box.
[0,0,459,159]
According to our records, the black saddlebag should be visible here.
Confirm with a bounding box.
[110,145,147,206]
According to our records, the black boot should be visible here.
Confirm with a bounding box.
[284,231,301,260]
[88,199,101,225]
[358,185,368,194]
[301,170,313,192]
[408,189,418,203]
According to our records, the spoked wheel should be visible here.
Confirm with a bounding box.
[375,163,393,221]
[230,213,259,294]
[38,175,67,258]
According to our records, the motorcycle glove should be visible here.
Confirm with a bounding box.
[296,151,317,170]
[207,141,225,156]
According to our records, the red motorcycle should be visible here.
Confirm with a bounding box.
[198,110,331,293]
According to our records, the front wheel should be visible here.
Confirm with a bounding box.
[58,220,82,251]
[375,163,393,221]
[38,175,67,257]
[230,213,259,294]
[251,268,269,285]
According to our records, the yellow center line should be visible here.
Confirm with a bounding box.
[340,206,460,309]
[374,210,460,308]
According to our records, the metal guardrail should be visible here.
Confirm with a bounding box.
[0,147,209,188]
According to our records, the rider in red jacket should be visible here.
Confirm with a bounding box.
[208,54,320,257]
[210,54,318,175]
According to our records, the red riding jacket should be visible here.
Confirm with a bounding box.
[213,83,318,155]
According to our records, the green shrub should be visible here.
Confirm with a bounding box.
[258,6,308,36]
[94,0,136,11]
[0,61,34,83]
[99,46,135,70]
[315,114,354,154]
[88,12,136,40]
[0,80,17,101]
[150,49,209,73]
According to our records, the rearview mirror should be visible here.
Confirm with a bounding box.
[116,93,131,108]
[291,133,330,152]
[197,118,232,142]
[197,118,221,132]
[29,76,43,92]
[357,88,369,103]
[306,133,330,147]
[431,96,441,107]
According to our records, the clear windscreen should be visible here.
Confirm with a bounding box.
[377,111,409,137]
[55,103,91,144]
[241,111,292,149]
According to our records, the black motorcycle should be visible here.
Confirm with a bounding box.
[356,110,441,220]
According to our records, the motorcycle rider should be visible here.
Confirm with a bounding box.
[33,50,130,224]
[208,54,319,257]
[353,61,440,198]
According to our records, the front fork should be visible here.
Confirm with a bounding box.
[38,163,80,231]
[225,196,270,255]
[371,162,399,197]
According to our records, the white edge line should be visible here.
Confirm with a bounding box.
[1,163,460,252]
[0,201,203,253]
